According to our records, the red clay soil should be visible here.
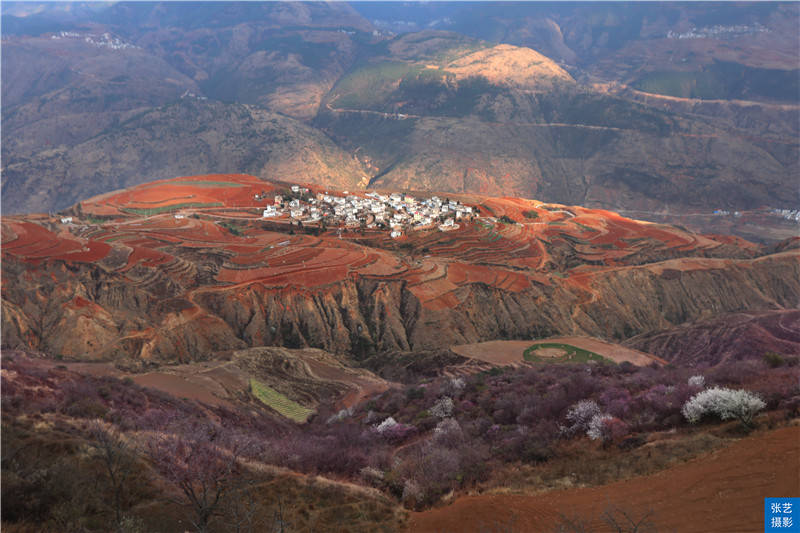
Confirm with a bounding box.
[450,340,535,366]
[410,425,800,533]
[130,372,232,407]
[123,244,172,269]
[447,263,530,292]
[86,174,277,214]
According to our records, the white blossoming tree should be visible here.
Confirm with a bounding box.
[681,387,765,429]
[375,416,398,434]
[687,375,705,388]
[561,399,602,436]
[586,414,614,441]
[430,397,454,419]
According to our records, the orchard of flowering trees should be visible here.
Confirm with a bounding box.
[2,349,797,529]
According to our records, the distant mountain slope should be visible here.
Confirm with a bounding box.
[315,31,798,212]
[2,100,368,214]
[2,2,797,221]
[355,2,800,101]
[2,34,200,159]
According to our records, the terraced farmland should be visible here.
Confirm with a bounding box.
[2,173,793,361]
[250,378,314,423]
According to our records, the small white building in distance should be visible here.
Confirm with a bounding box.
[60,216,73,224]
[263,206,277,218]
[390,230,402,239]
[439,219,459,232]
[291,185,300,193]
[174,214,185,219]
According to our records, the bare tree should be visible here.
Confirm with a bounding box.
[224,478,267,533]
[602,505,658,533]
[553,505,659,533]
[88,421,138,530]
[22,286,69,353]
[553,512,594,533]
[271,498,291,533]
[146,425,250,533]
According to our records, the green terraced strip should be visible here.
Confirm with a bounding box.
[523,342,612,364]
[120,202,223,216]
[249,378,313,423]
[170,181,245,188]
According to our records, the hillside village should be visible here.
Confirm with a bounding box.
[260,185,474,238]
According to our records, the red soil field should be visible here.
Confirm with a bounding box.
[84,174,279,214]
[410,425,800,533]
[537,336,667,366]
[123,244,172,270]
[451,340,536,366]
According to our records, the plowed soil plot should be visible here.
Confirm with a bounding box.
[450,340,536,366]
[131,371,231,407]
[410,425,800,533]
[87,174,275,215]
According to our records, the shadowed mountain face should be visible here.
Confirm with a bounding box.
[2,1,798,226]
[3,99,369,214]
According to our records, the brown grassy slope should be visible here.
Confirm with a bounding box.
[2,100,369,214]
[410,424,800,533]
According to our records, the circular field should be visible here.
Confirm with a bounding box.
[451,337,666,367]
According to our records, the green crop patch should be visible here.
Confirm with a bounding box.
[249,378,313,423]
[331,61,420,110]
[171,181,245,188]
[523,343,612,364]
[120,202,223,216]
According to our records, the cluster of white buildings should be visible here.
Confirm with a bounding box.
[51,31,139,50]
[262,185,473,238]
[771,208,800,222]
[667,23,768,40]
[713,209,742,217]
